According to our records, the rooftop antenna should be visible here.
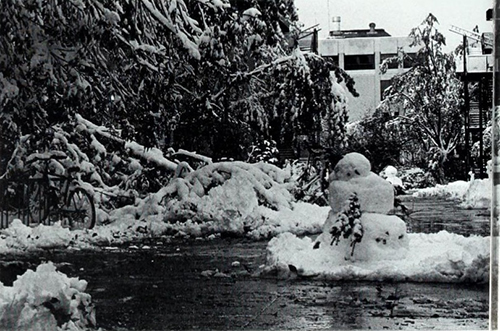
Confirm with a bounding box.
[327,0,331,32]
[449,25,493,47]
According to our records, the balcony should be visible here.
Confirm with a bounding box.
[456,54,493,74]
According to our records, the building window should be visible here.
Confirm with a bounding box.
[323,56,339,66]
[380,80,392,100]
[344,54,375,70]
[380,53,398,69]
[403,53,417,68]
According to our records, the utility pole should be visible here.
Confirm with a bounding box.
[491,2,500,330]
[480,77,488,179]
[463,34,470,177]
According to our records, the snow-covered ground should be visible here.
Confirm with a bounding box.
[264,231,489,283]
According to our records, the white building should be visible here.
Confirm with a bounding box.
[317,19,418,121]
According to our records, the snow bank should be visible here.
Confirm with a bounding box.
[0,201,328,254]
[461,179,492,209]
[265,231,489,283]
[413,179,491,209]
[413,180,470,200]
[0,262,95,330]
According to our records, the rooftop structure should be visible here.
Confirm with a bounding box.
[329,19,391,39]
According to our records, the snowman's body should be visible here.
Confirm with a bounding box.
[328,173,394,215]
[316,153,409,261]
[381,165,404,190]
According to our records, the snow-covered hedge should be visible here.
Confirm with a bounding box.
[0,262,95,330]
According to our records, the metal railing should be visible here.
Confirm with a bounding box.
[0,177,50,229]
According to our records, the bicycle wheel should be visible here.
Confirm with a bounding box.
[26,181,49,225]
[65,188,96,230]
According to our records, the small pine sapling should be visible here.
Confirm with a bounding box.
[330,193,364,256]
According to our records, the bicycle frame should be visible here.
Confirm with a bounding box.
[45,172,75,209]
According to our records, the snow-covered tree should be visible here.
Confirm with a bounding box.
[379,14,463,183]
[1,0,354,173]
[347,110,414,172]
[171,0,357,159]
[0,0,221,176]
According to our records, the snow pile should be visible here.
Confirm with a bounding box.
[0,262,96,330]
[0,220,74,252]
[106,160,328,238]
[0,200,329,254]
[461,179,492,209]
[0,218,166,254]
[265,230,489,283]
[413,179,491,209]
[249,202,328,239]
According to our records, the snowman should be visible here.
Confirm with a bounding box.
[381,165,405,195]
[314,152,409,261]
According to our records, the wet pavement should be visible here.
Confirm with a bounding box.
[0,196,491,330]
[399,195,490,237]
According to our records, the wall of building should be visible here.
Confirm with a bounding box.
[319,36,417,121]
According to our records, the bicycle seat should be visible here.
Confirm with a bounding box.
[26,151,68,164]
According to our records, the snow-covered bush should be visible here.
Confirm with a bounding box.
[329,193,363,256]
[0,112,333,240]
[0,262,96,330]
[1,115,179,226]
[399,167,435,190]
[247,140,279,165]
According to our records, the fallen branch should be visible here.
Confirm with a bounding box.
[75,114,178,172]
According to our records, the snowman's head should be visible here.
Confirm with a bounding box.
[384,165,398,177]
[333,152,371,181]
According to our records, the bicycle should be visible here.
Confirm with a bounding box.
[25,151,96,230]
